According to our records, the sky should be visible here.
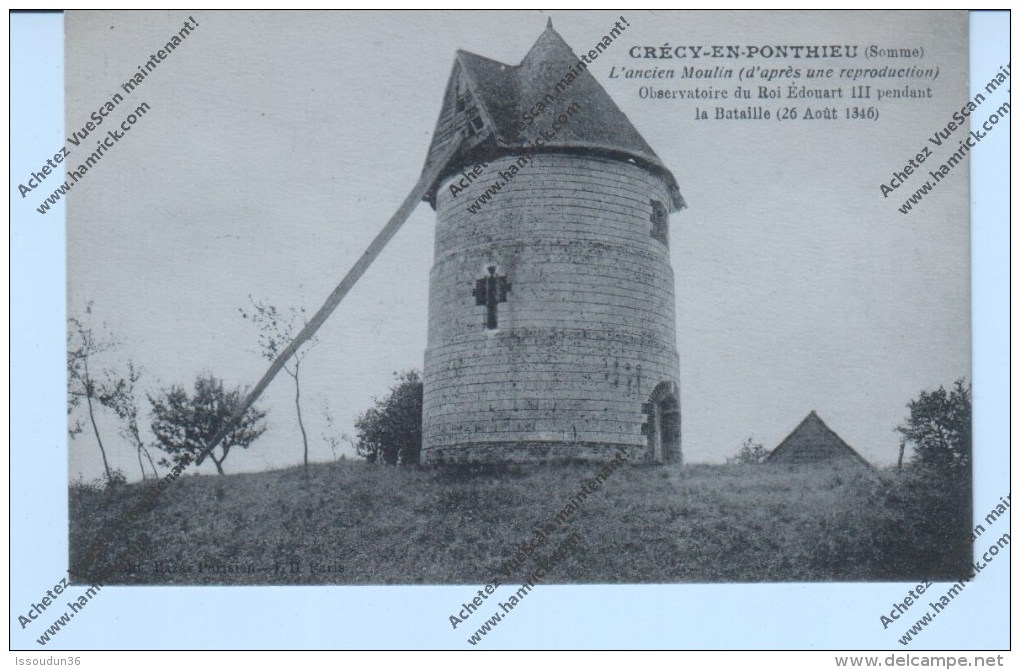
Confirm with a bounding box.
[63,10,972,481]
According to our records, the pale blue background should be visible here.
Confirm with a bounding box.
[9,11,1009,650]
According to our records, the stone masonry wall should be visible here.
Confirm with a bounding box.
[422,152,680,463]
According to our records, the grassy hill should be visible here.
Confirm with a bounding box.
[69,457,971,585]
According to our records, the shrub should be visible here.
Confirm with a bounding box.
[354,370,423,465]
[727,436,769,465]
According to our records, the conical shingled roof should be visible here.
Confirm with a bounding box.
[420,22,683,209]
[766,411,873,468]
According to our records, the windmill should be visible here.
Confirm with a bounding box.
[200,21,685,466]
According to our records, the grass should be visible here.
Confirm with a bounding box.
[69,457,972,585]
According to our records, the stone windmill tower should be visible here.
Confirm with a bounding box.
[418,23,685,463]
[201,22,683,468]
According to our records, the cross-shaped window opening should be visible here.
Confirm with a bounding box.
[471,266,511,329]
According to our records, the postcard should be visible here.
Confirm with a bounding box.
[10,10,1009,652]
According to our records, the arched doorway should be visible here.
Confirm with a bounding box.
[644,381,681,463]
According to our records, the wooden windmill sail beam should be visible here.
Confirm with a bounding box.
[195,139,464,466]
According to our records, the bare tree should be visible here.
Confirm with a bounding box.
[321,401,341,462]
[321,400,354,462]
[239,297,317,474]
[67,303,117,484]
[97,360,159,480]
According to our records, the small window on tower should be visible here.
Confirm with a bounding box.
[650,199,669,247]
[471,116,485,131]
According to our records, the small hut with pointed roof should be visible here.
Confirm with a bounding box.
[766,411,873,469]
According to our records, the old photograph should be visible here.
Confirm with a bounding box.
[10,8,1009,651]
[62,9,978,586]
